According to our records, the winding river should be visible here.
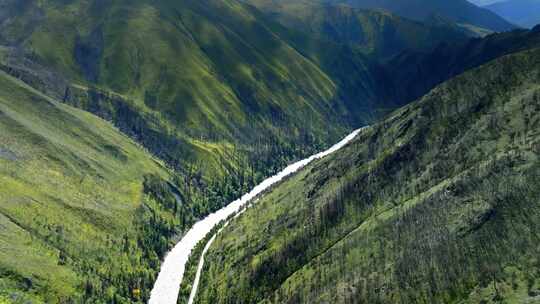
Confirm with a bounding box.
[149,128,363,304]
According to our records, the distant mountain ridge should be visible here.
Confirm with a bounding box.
[469,0,503,5]
[243,0,470,59]
[486,0,540,28]
[384,25,540,106]
[323,0,517,33]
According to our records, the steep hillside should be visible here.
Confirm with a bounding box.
[385,26,540,106]
[486,0,540,28]
[242,0,469,59]
[281,24,540,117]
[0,0,499,182]
[0,68,228,303]
[196,48,540,303]
[324,0,516,33]
[0,54,319,301]
[1,1,538,303]
[0,0,352,181]
[0,0,514,185]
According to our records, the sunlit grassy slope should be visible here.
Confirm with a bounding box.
[0,0,353,179]
[0,0,475,182]
[197,48,540,303]
[0,70,174,302]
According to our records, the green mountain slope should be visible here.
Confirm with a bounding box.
[0,0,483,183]
[385,26,540,106]
[0,1,502,302]
[0,57,301,303]
[1,1,537,303]
[1,0,513,185]
[196,48,540,303]
[0,69,179,302]
[276,24,540,122]
[0,0,352,180]
[0,1,384,302]
[242,0,469,59]
[323,0,517,33]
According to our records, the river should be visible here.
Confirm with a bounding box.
[149,128,363,304]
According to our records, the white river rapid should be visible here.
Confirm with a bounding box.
[149,128,363,304]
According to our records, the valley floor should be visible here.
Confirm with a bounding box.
[150,129,363,304]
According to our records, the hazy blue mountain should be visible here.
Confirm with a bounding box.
[468,0,504,5]
[486,0,540,28]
